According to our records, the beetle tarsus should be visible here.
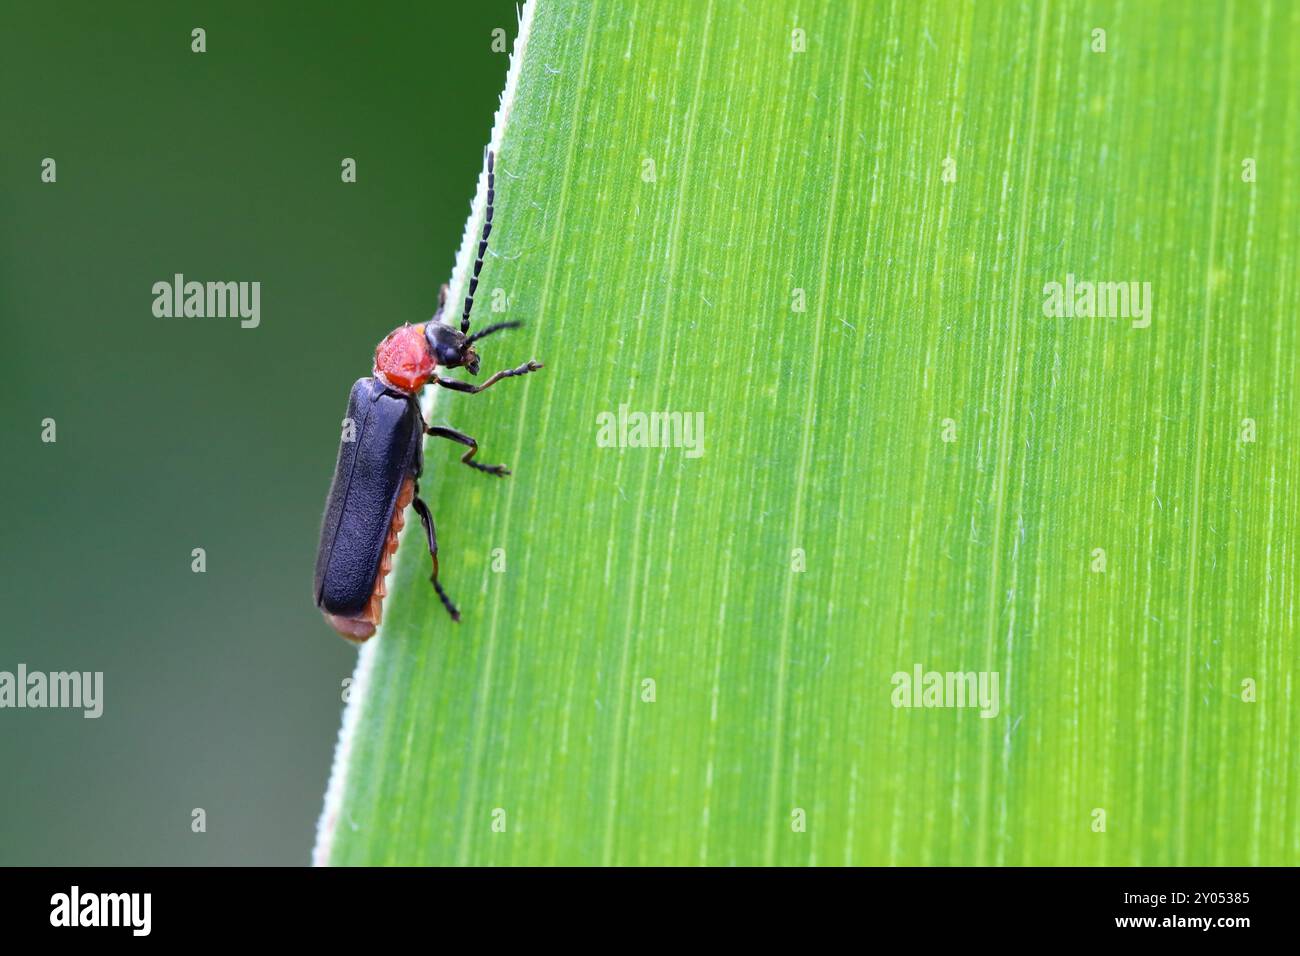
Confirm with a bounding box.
[412,491,459,622]
[437,360,543,395]
[427,424,511,478]
[432,576,461,622]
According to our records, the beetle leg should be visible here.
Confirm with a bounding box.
[427,424,510,477]
[434,360,543,395]
[430,283,450,324]
[411,488,460,622]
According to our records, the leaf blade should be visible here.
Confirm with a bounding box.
[319,0,1300,866]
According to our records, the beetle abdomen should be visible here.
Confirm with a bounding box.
[324,476,412,641]
[314,377,422,641]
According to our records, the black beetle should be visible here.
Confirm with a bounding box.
[314,151,542,641]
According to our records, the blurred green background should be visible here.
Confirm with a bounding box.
[0,1,517,864]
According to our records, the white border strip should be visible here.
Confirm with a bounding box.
[312,0,537,866]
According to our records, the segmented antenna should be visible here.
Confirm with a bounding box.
[462,150,494,333]
[466,320,521,345]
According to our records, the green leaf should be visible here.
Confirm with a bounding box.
[317,0,1300,865]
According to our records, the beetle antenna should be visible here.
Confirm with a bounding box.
[462,149,494,334]
[466,321,522,344]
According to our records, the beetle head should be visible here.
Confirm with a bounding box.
[428,319,523,377]
[374,317,525,393]
[425,322,480,375]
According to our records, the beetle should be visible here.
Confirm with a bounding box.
[314,151,542,641]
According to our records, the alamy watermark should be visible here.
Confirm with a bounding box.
[0,664,103,718]
[50,886,150,936]
[1042,273,1151,328]
[152,273,261,328]
[596,404,704,459]
[891,664,999,718]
